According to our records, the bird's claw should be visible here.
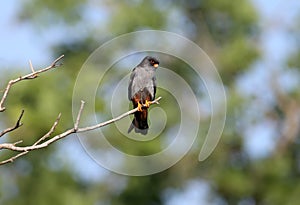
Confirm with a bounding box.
[144,100,150,108]
[137,102,143,111]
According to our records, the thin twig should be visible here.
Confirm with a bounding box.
[0,110,24,137]
[74,101,85,131]
[29,60,35,73]
[50,55,64,67]
[0,97,162,165]
[13,140,23,146]
[0,55,64,112]
[0,151,29,165]
[33,113,62,146]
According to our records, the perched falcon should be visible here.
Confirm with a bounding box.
[128,56,159,135]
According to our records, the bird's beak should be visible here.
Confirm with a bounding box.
[153,63,159,68]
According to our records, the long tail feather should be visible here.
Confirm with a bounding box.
[128,109,148,135]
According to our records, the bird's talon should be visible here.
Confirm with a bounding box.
[137,102,143,111]
[144,100,150,108]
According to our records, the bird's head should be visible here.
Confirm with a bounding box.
[140,56,159,68]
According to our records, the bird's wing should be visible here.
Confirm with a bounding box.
[152,76,156,100]
[128,68,136,100]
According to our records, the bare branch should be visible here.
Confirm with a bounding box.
[29,60,35,73]
[0,151,29,166]
[74,101,85,131]
[50,55,64,67]
[33,113,62,146]
[77,96,162,133]
[0,110,24,138]
[13,140,23,146]
[0,97,162,165]
[0,55,64,112]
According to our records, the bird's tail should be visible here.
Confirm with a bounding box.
[128,108,148,135]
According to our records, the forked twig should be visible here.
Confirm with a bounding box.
[0,110,24,138]
[0,55,64,112]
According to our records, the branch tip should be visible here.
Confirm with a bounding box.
[29,60,35,73]
[51,54,65,68]
[0,109,25,137]
[0,55,65,112]
[74,100,85,131]
[13,140,23,146]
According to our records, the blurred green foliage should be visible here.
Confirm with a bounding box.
[1,0,300,205]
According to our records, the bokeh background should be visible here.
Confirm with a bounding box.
[1,0,300,204]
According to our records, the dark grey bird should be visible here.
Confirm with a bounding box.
[128,56,159,135]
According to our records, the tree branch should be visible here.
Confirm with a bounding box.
[77,97,161,133]
[0,110,24,138]
[0,55,64,112]
[74,100,85,131]
[33,113,62,146]
[0,151,29,165]
[0,97,161,165]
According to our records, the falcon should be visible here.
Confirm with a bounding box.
[128,56,159,135]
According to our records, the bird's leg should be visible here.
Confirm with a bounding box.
[144,100,151,108]
[137,101,143,111]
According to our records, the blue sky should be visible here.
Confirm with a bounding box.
[1,1,299,69]
[0,1,50,68]
[0,1,109,69]
[238,0,300,159]
[0,0,299,78]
